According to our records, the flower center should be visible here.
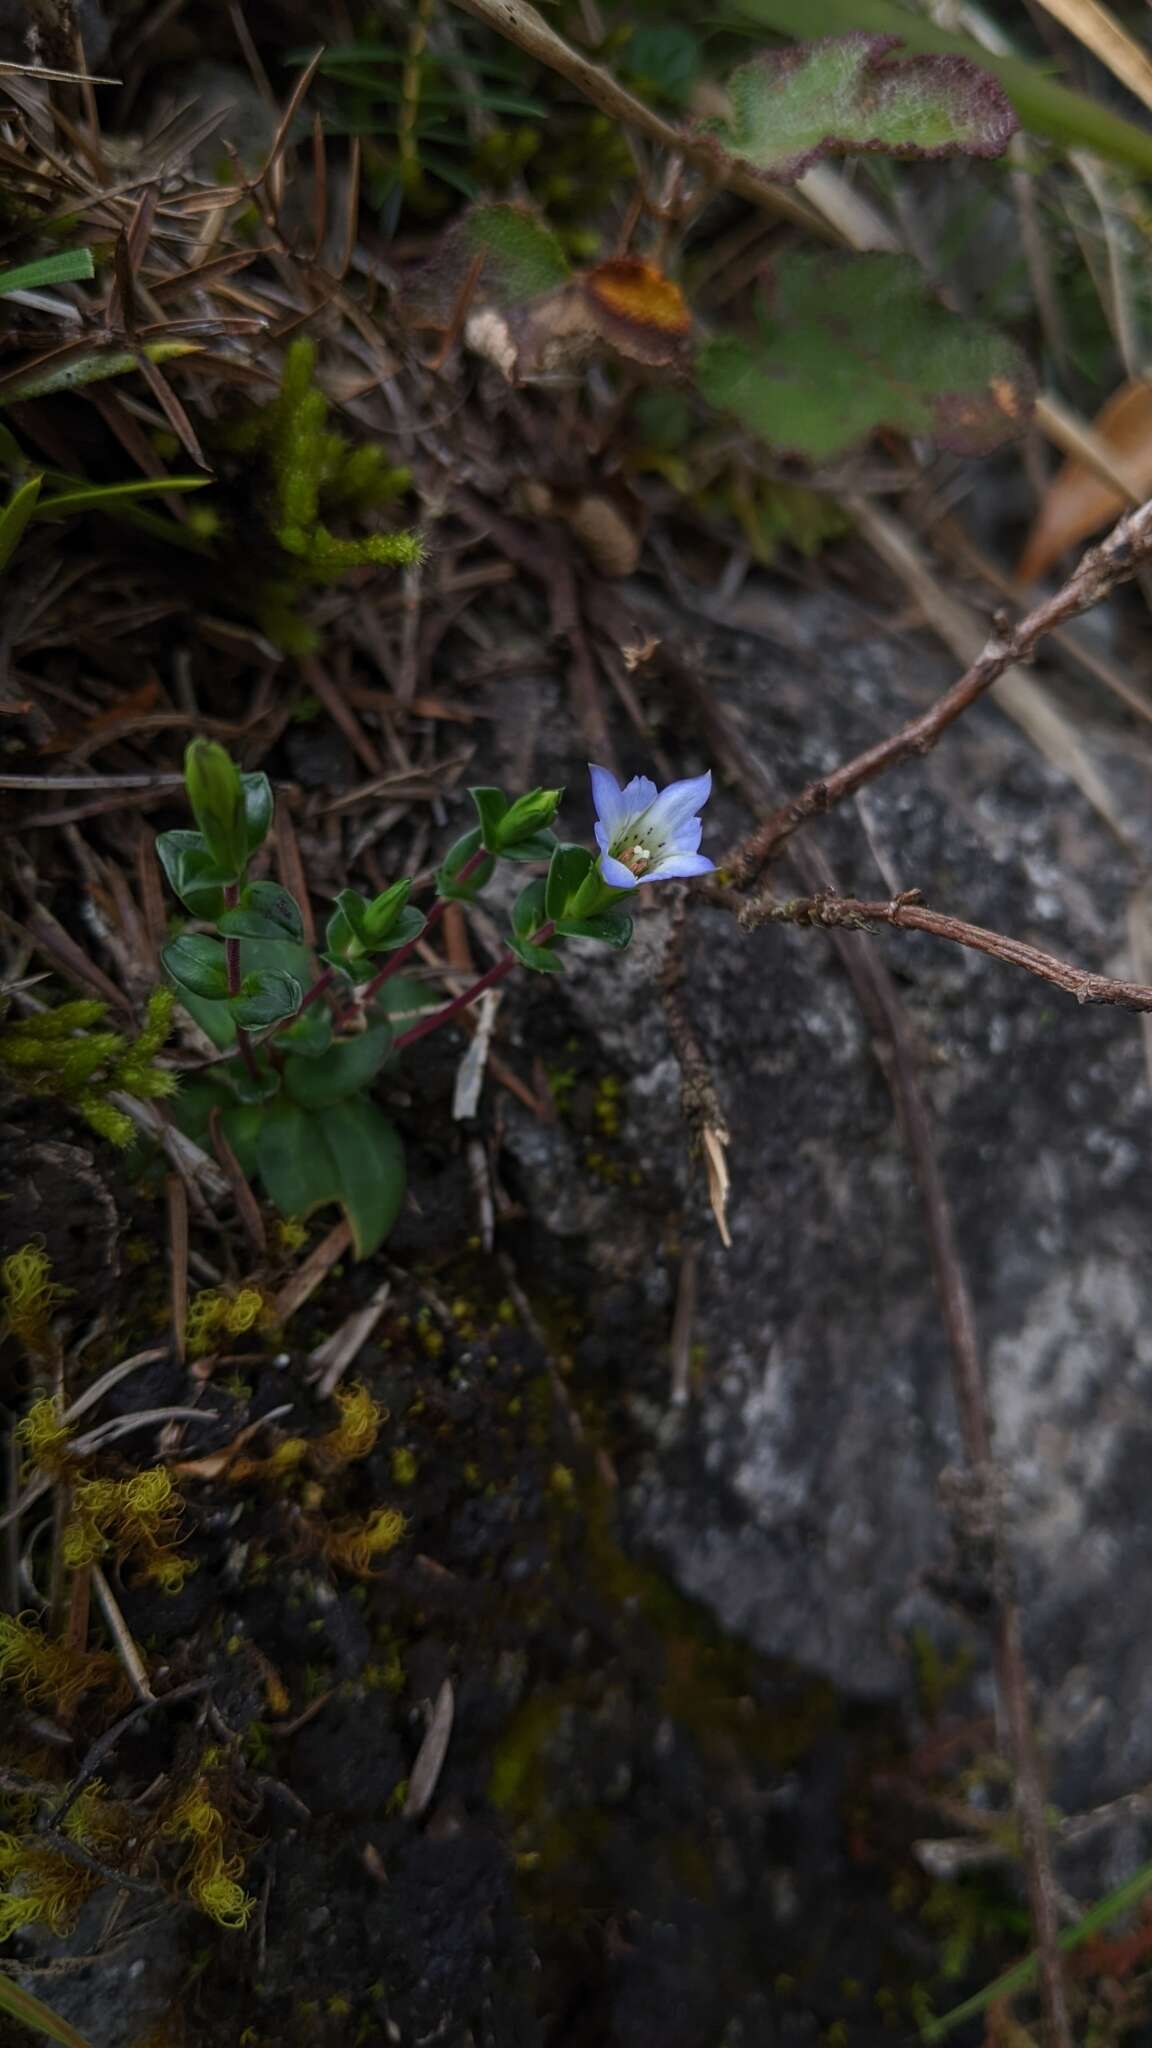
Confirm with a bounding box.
[617,840,653,876]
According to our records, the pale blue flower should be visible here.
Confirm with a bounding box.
[589,764,714,891]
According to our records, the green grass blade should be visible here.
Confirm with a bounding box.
[35,476,210,517]
[727,0,1152,172]
[0,247,94,295]
[0,1975,94,2048]
[923,1853,1152,2040]
[0,339,198,406]
[0,472,42,572]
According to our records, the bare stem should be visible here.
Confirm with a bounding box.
[745,888,1152,1013]
[723,493,1152,886]
[392,922,555,1053]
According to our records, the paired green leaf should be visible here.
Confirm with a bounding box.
[0,1974,94,2048]
[509,879,563,974]
[230,969,303,1029]
[436,827,496,903]
[704,32,1015,182]
[697,253,1033,461]
[174,938,318,1049]
[217,882,304,943]
[155,830,231,921]
[184,740,249,881]
[162,933,231,1001]
[325,882,424,966]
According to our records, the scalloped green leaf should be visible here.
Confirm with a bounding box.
[697,253,1033,462]
[463,204,571,304]
[704,32,1016,181]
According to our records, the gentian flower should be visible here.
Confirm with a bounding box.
[590,765,714,891]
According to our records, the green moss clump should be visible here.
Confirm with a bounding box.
[216,338,422,653]
[0,987,177,1147]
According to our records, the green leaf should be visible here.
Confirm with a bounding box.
[176,937,318,1049]
[0,338,197,405]
[230,969,303,1029]
[256,1097,343,1219]
[324,1098,406,1256]
[463,203,571,303]
[511,878,548,939]
[283,1023,394,1110]
[499,831,557,864]
[545,843,595,922]
[155,830,230,920]
[254,1093,406,1257]
[0,1973,95,2047]
[0,473,42,573]
[363,878,412,941]
[184,739,248,880]
[218,882,303,943]
[162,933,231,1000]
[726,0,1152,173]
[0,247,94,296]
[240,769,274,854]
[697,253,1033,462]
[508,932,565,974]
[469,785,509,851]
[437,826,496,902]
[509,879,563,973]
[278,1000,334,1060]
[705,32,1015,182]
[34,475,209,518]
[554,910,634,948]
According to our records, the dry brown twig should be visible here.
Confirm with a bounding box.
[743,889,1152,1014]
[723,492,1152,888]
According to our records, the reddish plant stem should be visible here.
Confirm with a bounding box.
[222,884,261,1084]
[392,922,555,1054]
[294,966,336,1017]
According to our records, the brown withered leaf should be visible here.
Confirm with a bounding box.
[1016,379,1152,584]
[579,259,693,369]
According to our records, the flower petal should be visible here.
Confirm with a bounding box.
[642,770,712,847]
[617,774,659,823]
[594,819,611,856]
[588,764,627,838]
[647,851,715,881]
[598,852,639,891]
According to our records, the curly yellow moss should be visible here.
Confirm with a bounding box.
[0,1613,120,1715]
[186,1285,274,1358]
[15,1393,72,1475]
[0,1833,96,1937]
[276,1218,309,1254]
[314,1383,385,1469]
[166,1781,254,1928]
[63,1468,195,1590]
[323,1506,406,1576]
[2,1243,67,1355]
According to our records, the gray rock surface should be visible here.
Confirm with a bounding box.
[504,581,1152,1822]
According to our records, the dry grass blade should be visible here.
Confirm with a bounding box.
[309,1280,392,1397]
[403,1679,455,1819]
[1030,0,1152,116]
